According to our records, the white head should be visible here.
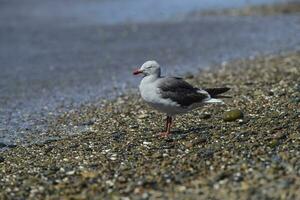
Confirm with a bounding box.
[133,60,161,77]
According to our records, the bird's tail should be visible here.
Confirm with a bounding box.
[204,87,230,98]
[205,98,225,104]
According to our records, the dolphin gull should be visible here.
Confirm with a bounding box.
[133,60,230,137]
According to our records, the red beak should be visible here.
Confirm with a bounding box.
[133,69,142,75]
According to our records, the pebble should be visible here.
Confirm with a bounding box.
[232,172,244,182]
[143,141,152,145]
[193,136,208,145]
[81,171,97,178]
[142,192,149,199]
[66,170,75,175]
[138,114,148,119]
[110,154,118,160]
[254,90,264,96]
[112,132,125,141]
[177,185,187,192]
[198,149,214,159]
[200,113,212,119]
[269,139,280,148]
[80,120,95,126]
[223,109,244,122]
[105,180,114,187]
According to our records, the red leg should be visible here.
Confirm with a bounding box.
[164,116,169,132]
[166,116,172,134]
[159,116,172,137]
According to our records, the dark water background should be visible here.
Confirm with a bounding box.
[1,0,300,145]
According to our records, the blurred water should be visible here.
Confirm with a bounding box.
[0,0,299,145]
[12,0,287,24]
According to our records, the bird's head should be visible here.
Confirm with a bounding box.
[133,60,161,77]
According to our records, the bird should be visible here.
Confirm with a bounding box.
[133,60,230,137]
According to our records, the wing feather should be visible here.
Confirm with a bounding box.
[158,77,208,107]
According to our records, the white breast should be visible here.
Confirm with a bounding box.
[139,76,183,115]
[139,76,161,104]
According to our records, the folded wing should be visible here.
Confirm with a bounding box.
[158,77,209,107]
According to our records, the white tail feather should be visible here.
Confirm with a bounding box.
[205,98,224,104]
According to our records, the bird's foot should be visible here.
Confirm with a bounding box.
[158,131,170,138]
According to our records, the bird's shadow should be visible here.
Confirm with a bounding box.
[174,127,202,134]
[167,125,211,140]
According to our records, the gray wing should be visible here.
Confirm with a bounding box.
[158,77,209,107]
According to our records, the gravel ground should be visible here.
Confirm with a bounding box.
[1,52,300,199]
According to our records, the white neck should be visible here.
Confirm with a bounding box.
[141,74,159,84]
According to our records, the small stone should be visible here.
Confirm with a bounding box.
[138,114,148,119]
[254,90,264,96]
[81,171,97,178]
[200,113,211,119]
[143,141,152,145]
[223,109,244,122]
[290,97,300,103]
[177,185,186,192]
[193,136,208,144]
[269,139,280,148]
[277,179,294,189]
[213,171,231,182]
[129,124,139,129]
[66,170,75,175]
[273,132,285,139]
[165,137,174,142]
[110,154,118,160]
[163,153,169,157]
[153,152,163,159]
[232,172,243,182]
[111,132,125,141]
[118,176,126,183]
[80,120,95,126]
[142,192,149,199]
[198,149,214,159]
[106,180,114,187]
[241,181,250,190]
[184,141,193,148]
